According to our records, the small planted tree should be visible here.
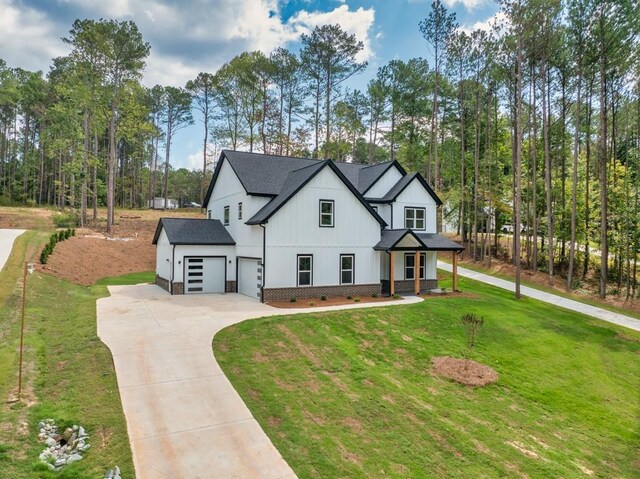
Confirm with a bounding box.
[460,313,484,360]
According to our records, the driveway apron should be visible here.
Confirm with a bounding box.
[97,285,419,479]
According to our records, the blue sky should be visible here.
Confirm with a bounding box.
[0,0,499,169]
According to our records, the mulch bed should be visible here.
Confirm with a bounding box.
[268,296,401,309]
[431,356,499,387]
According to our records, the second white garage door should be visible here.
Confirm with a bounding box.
[238,258,261,300]
[184,257,225,294]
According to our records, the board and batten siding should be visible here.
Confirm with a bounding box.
[265,167,381,289]
[365,165,403,198]
[391,179,438,232]
[391,250,437,280]
[206,158,267,259]
[155,228,172,280]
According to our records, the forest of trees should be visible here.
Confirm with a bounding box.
[0,0,639,300]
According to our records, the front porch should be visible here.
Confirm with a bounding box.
[375,229,463,296]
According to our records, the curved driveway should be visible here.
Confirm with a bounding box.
[97,285,420,479]
[0,229,25,272]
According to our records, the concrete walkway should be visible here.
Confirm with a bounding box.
[97,286,421,479]
[438,260,640,332]
[0,229,25,272]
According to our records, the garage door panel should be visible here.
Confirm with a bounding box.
[185,257,225,294]
[238,258,261,300]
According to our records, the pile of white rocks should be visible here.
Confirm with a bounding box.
[37,419,90,471]
[104,466,122,478]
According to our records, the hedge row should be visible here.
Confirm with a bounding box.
[40,228,75,264]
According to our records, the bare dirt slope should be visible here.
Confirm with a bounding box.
[20,208,204,285]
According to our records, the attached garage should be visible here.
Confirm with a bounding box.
[237,257,262,300]
[153,218,236,295]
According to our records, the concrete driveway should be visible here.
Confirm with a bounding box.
[0,229,25,272]
[97,285,419,479]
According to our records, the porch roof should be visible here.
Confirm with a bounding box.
[374,229,463,252]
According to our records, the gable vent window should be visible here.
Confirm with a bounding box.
[340,254,354,285]
[238,202,243,220]
[319,200,334,227]
[405,207,426,230]
[224,205,230,225]
[297,255,313,286]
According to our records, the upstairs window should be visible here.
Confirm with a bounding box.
[207,210,212,219]
[224,205,230,225]
[319,200,334,227]
[238,202,243,220]
[297,255,313,286]
[405,207,426,230]
[340,254,354,284]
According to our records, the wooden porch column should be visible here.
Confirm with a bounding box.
[415,251,420,295]
[389,251,395,296]
[452,251,458,292]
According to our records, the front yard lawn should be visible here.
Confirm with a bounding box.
[0,231,138,478]
[215,273,640,478]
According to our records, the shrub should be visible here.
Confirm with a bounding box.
[354,298,360,303]
[289,297,297,303]
[320,295,327,301]
[460,313,484,359]
[58,231,65,242]
[53,211,79,228]
[393,294,400,299]
[49,234,58,246]
[346,295,352,300]
[71,228,76,237]
[372,293,378,298]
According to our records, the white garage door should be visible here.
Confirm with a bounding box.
[238,258,261,300]
[185,257,225,294]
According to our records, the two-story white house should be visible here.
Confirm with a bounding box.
[152,150,463,301]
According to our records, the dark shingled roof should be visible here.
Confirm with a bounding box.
[246,162,325,225]
[366,172,443,206]
[375,230,463,251]
[203,150,406,206]
[247,160,386,226]
[415,233,464,251]
[374,229,426,250]
[152,218,236,245]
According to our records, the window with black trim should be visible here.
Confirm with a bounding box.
[405,207,426,230]
[319,200,334,227]
[404,252,427,280]
[224,205,229,225]
[238,202,243,220]
[207,210,211,219]
[297,255,313,286]
[340,254,354,284]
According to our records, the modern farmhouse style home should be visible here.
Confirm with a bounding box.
[153,150,463,301]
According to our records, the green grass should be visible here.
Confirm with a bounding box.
[96,270,155,286]
[0,233,137,478]
[442,258,640,321]
[215,272,640,479]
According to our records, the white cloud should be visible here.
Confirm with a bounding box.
[408,0,485,8]
[181,143,218,171]
[442,0,487,10]
[0,0,69,73]
[286,5,376,63]
[458,11,507,35]
[0,0,376,87]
